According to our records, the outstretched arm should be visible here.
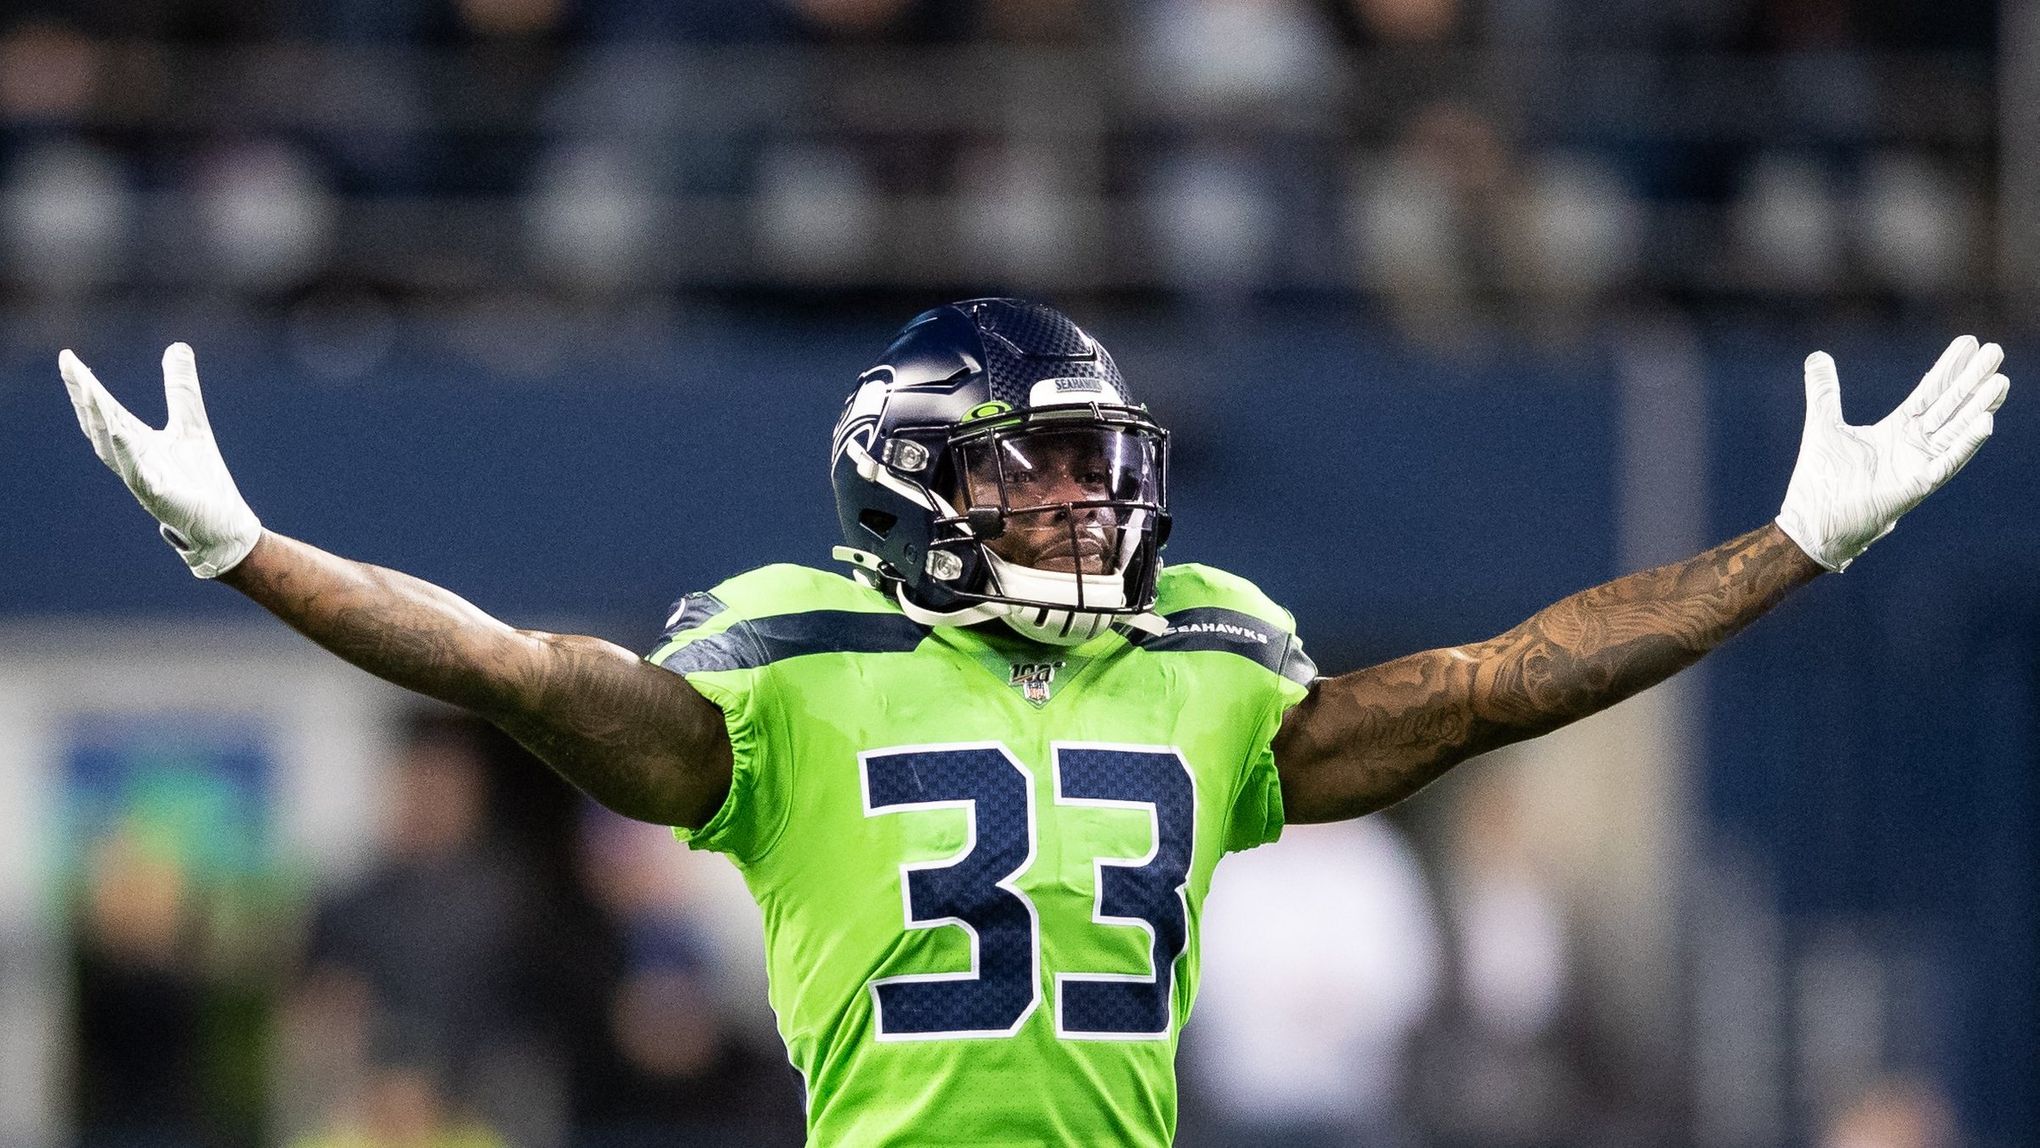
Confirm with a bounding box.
[1275,337,2009,822]
[220,533,731,827]
[62,345,731,828]
[1275,524,1815,821]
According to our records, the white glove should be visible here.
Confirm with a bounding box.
[61,343,263,579]
[1776,335,2009,572]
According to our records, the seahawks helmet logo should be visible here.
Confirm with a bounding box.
[832,368,891,463]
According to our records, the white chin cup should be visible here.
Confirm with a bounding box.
[983,550,1126,646]
[998,605,1116,646]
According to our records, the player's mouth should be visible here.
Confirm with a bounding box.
[1031,535,1110,574]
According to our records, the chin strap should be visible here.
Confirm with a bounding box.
[1120,611,1168,637]
[831,545,886,588]
[832,546,1166,644]
[834,547,1002,626]
[896,590,1008,631]
[903,587,1166,646]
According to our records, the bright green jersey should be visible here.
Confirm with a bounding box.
[643,562,1315,1148]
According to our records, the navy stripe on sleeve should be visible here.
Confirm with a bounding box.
[652,610,929,674]
[1137,607,1318,686]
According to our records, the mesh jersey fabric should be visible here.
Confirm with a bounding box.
[643,561,1315,1148]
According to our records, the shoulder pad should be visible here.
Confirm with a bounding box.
[648,564,923,674]
[1144,564,1314,687]
[1152,564,1297,633]
[660,564,895,639]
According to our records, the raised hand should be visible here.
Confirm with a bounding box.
[60,343,263,578]
[1776,336,2010,572]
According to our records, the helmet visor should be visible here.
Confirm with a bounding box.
[952,425,1163,576]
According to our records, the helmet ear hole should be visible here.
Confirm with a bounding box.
[858,509,898,540]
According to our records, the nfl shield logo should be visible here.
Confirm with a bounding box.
[1009,661,1063,706]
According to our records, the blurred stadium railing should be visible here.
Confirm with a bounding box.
[0,14,2015,319]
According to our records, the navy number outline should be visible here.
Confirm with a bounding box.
[859,741,1195,1042]
[1052,743,1196,1041]
[860,742,1042,1041]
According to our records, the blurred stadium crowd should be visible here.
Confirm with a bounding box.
[7,2,2024,1147]
[0,0,2008,336]
[68,712,805,1148]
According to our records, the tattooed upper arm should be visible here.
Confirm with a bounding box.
[493,632,734,829]
[1272,645,1485,823]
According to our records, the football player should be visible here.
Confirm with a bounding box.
[62,300,2008,1146]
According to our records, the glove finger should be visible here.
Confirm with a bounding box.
[59,350,107,456]
[80,388,117,468]
[161,342,212,437]
[1925,409,1993,488]
[1803,351,1844,428]
[1920,372,1975,433]
[1929,374,2009,452]
[1940,341,2003,418]
[1918,344,1998,432]
[75,354,150,442]
[1899,334,1976,418]
[60,350,126,468]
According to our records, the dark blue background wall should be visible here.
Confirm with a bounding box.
[1699,327,2040,1144]
[5,311,1631,656]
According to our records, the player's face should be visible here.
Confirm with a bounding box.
[957,430,1126,575]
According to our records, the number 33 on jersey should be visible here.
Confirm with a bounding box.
[646,562,1313,1148]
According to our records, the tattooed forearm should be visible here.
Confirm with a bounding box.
[223,532,522,713]
[1275,523,1823,822]
[1467,522,1818,742]
[221,531,731,826]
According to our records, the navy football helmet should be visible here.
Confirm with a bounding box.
[830,299,1172,644]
